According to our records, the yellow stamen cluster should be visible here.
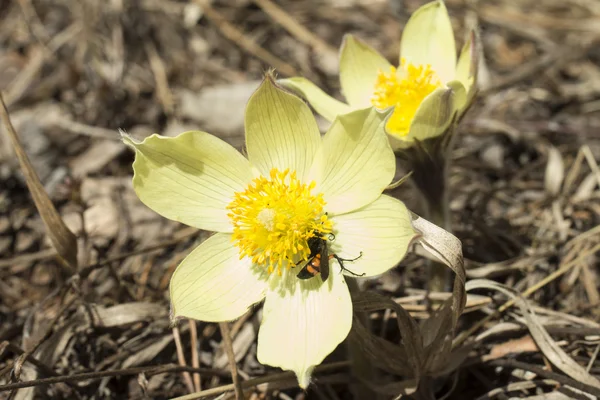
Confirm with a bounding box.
[227,168,332,275]
[371,59,442,137]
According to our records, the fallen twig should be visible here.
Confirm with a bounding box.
[0,364,227,392]
[173,326,195,394]
[219,322,244,400]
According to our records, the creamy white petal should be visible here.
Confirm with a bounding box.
[245,75,321,182]
[279,77,353,122]
[257,268,352,388]
[309,107,394,215]
[400,0,457,83]
[455,30,478,108]
[339,34,392,108]
[124,132,252,232]
[329,195,417,277]
[404,81,465,142]
[170,233,268,322]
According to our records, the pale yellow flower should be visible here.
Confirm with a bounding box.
[281,0,477,149]
[124,76,417,387]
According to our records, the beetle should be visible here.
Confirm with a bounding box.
[296,234,364,281]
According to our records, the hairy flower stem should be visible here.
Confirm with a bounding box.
[346,278,380,400]
[425,190,451,293]
[411,156,450,292]
[397,125,457,293]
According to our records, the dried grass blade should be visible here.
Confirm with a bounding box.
[0,93,78,270]
[219,322,244,400]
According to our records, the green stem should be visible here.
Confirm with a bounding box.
[402,132,454,293]
[426,194,451,293]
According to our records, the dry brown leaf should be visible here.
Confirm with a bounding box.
[91,302,167,328]
[476,322,523,341]
[485,335,539,361]
[70,140,124,178]
[572,173,598,202]
[179,81,260,139]
[122,334,174,369]
[411,214,467,325]
[0,93,77,270]
[545,146,564,196]
[15,312,84,400]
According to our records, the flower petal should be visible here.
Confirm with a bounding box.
[245,74,321,181]
[124,132,252,232]
[329,195,417,277]
[257,269,352,388]
[170,233,268,322]
[279,77,353,122]
[456,30,479,107]
[339,34,392,108]
[402,80,466,143]
[309,107,395,215]
[400,0,457,83]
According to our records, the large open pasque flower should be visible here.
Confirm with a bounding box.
[281,0,478,149]
[124,75,417,387]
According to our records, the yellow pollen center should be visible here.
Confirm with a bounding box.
[226,168,332,275]
[371,59,442,137]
